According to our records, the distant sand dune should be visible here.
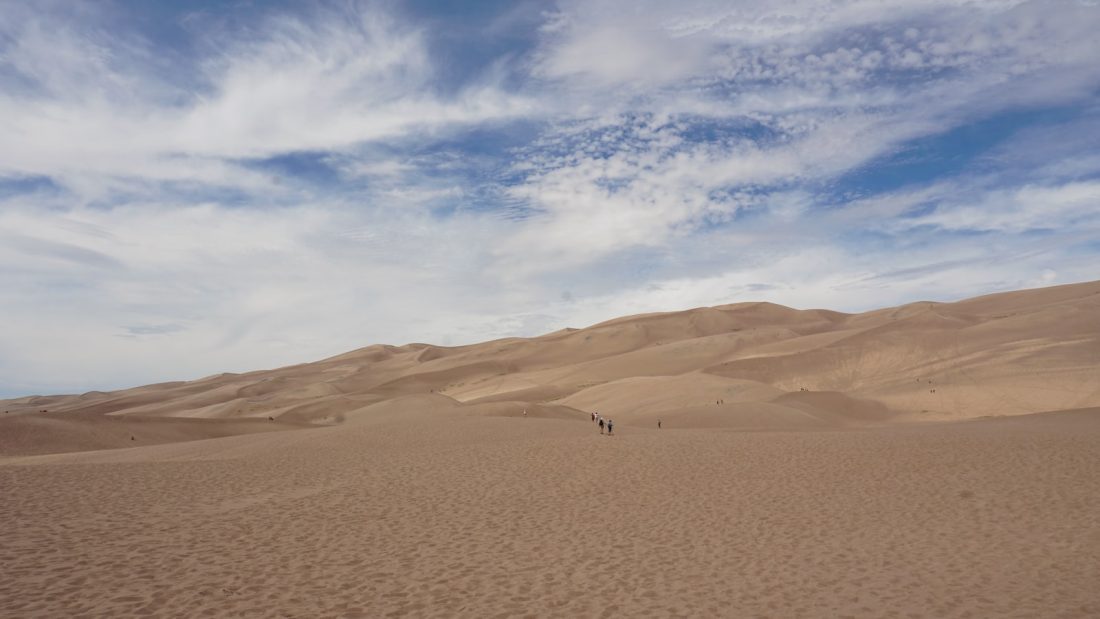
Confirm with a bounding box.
[3,279,1099,448]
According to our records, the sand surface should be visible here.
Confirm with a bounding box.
[2,280,1099,616]
[3,407,1099,617]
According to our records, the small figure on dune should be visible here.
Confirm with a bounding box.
[523,408,527,417]
[130,435,135,441]
[657,419,661,429]
[599,417,605,434]
[607,419,614,435]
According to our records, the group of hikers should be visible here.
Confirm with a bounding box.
[590,411,614,435]
[588,411,666,433]
[527,408,669,434]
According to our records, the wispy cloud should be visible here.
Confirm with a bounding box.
[0,3,535,204]
[1,0,1098,396]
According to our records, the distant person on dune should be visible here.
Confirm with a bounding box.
[657,419,661,429]
[607,419,614,435]
[599,417,605,434]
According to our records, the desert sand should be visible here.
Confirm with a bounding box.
[2,280,1099,616]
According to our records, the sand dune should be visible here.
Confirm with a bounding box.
[3,279,1099,441]
[5,279,1096,432]
[2,280,1099,616]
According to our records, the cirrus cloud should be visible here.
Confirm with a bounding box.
[1,0,1098,396]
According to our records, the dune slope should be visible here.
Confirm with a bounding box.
[3,280,1099,455]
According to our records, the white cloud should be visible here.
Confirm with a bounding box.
[534,17,711,88]
[492,108,944,275]
[1,0,1098,396]
[905,181,1100,233]
[0,198,517,394]
[0,4,536,203]
[491,0,1100,279]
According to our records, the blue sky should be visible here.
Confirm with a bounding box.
[1,0,1099,397]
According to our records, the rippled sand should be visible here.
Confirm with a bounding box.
[3,406,1098,617]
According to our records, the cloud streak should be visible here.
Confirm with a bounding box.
[1,0,1098,396]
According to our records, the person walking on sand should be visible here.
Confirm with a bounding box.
[598,417,605,434]
[607,419,614,435]
[657,419,661,429]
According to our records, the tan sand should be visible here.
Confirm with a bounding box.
[2,407,1098,617]
[1,280,1099,616]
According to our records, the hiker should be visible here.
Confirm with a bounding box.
[598,417,605,434]
[657,419,661,429]
[607,419,614,435]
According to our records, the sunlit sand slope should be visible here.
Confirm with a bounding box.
[2,279,1098,454]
